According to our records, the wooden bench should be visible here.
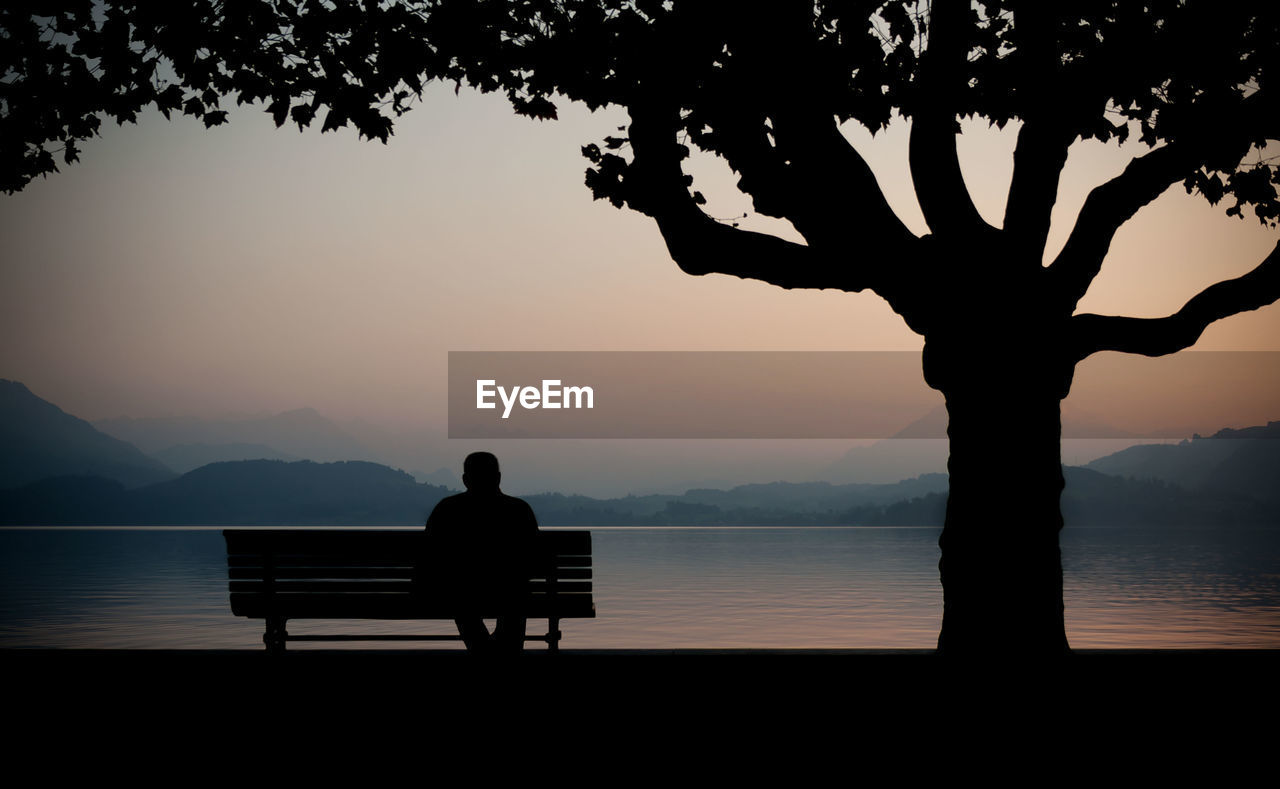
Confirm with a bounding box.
[224,529,594,652]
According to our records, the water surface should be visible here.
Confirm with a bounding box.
[1,526,1277,649]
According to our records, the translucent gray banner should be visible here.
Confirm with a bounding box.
[447,351,1280,439]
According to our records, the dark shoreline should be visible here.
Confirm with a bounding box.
[8,647,1276,691]
[8,649,1277,752]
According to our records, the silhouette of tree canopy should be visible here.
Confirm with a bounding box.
[4,1,1279,653]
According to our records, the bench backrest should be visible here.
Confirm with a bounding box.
[224,529,594,620]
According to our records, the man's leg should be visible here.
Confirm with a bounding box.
[492,586,529,654]
[454,617,491,653]
[492,614,527,655]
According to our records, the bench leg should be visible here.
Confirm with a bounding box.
[548,616,561,653]
[264,616,288,654]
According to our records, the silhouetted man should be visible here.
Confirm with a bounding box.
[422,452,540,655]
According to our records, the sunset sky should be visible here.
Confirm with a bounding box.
[2,83,1278,493]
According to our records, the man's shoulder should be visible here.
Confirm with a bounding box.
[491,494,537,529]
[429,492,469,512]
[430,491,533,514]
[498,493,536,514]
[425,493,471,528]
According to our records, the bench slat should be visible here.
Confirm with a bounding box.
[228,555,590,569]
[225,529,591,554]
[229,592,596,619]
[229,579,592,593]
[230,566,412,579]
[228,556,415,568]
[228,566,591,581]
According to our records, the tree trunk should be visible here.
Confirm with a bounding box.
[933,369,1072,656]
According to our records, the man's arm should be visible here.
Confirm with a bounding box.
[513,498,542,580]
[424,495,455,538]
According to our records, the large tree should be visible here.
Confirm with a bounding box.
[4,1,1279,652]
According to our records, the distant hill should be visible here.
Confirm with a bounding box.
[521,474,950,526]
[0,459,456,526]
[820,466,1274,529]
[1085,421,1280,501]
[134,460,453,525]
[4,386,1275,528]
[3,458,1273,527]
[1060,466,1273,527]
[414,466,462,489]
[889,404,1138,439]
[94,408,372,463]
[823,440,948,484]
[151,442,300,473]
[0,475,133,525]
[820,407,1144,485]
[525,467,1276,528]
[0,380,174,490]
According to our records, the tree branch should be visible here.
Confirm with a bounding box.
[688,8,918,265]
[1049,142,1203,308]
[1050,93,1274,309]
[1070,240,1280,359]
[622,101,873,293]
[767,97,919,256]
[909,0,989,238]
[1001,6,1074,262]
[1004,119,1074,262]
[695,105,797,222]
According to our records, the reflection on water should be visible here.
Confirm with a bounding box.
[1063,527,1280,648]
[0,526,1277,649]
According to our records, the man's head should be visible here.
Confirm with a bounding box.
[462,451,501,494]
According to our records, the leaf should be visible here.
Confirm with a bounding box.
[290,104,316,130]
[155,85,184,120]
[321,108,349,132]
[511,95,558,121]
[356,111,393,143]
[36,148,57,175]
[268,99,289,127]
[1201,173,1225,204]
[881,2,914,43]
[584,153,629,208]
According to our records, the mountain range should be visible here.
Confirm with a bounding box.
[1,378,1276,527]
[0,380,174,489]
[94,408,373,463]
[1085,421,1280,500]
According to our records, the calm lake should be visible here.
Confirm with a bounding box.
[2,526,1278,650]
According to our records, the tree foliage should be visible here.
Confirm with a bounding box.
[3,1,1279,357]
